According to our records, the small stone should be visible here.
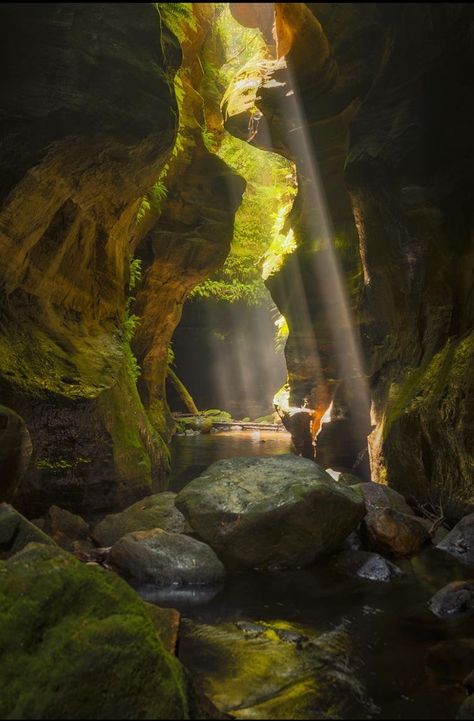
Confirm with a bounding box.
[429,580,474,619]
[437,513,474,566]
[335,550,405,582]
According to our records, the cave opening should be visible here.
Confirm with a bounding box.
[162,2,371,478]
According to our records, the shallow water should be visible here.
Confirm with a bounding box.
[169,429,292,492]
[157,432,473,719]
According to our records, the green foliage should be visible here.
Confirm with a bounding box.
[136,179,168,226]
[129,258,142,292]
[123,257,142,384]
[191,134,296,304]
[155,3,197,42]
[34,457,92,474]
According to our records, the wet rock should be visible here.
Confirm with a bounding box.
[42,505,92,552]
[437,514,474,566]
[342,530,364,551]
[0,543,188,718]
[335,550,405,582]
[92,492,190,547]
[144,602,181,655]
[176,455,365,570]
[363,508,431,557]
[352,481,415,516]
[109,528,225,586]
[429,580,474,619]
[0,406,32,502]
[179,618,374,719]
[0,503,55,559]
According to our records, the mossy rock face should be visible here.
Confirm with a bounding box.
[0,503,56,560]
[0,406,32,502]
[179,618,374,719]
[176,455,365,570]
[0,543,189,719]
[92,492,191,547]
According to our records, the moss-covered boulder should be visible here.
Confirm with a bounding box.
[0,543,189,719]
[176,455,365,570]
[179,618,373,719]
[110,528,225,586]
[92,492,190,547]
[0,503,56,559]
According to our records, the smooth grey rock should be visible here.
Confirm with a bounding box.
[109,528,225,586]
[437,514,474,566]
[92,492,190,547]
[335,550,405,582]
[429,580,474,619]
[176,455,365,570]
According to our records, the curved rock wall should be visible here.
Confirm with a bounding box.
[226,3,474,510]
[0,3,180,514]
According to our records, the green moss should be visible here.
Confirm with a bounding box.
[383,337,461,438]
[0,543,189,719]
[34,457,92,474]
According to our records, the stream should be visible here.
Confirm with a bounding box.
[144,431,472,720]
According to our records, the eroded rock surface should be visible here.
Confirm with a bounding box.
[176,455,365,569]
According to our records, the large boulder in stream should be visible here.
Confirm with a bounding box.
[92,492,190,547]
[109,528,225,586]
[179,618,375,719]
[0,543,189,719]
[175,455,365,570]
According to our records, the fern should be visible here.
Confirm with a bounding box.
[129,258,142,292]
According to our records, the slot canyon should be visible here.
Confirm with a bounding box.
[0,3,473,719]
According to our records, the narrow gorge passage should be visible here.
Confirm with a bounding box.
[0,3,473,721]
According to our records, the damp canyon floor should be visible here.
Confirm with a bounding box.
[132,431,474,720]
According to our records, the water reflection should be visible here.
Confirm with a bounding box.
[170,429,291,492]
